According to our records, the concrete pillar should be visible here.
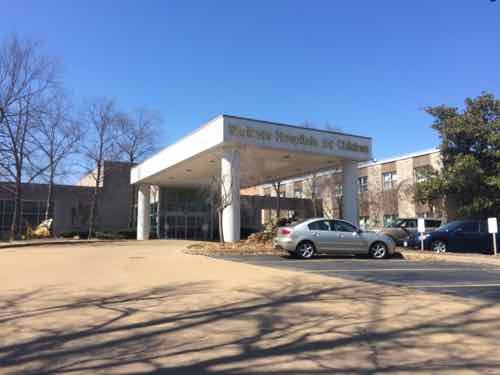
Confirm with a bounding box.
[156,187,161,239]
[221,148,240,242]
[342,160,359,226]
[137,184,150,240]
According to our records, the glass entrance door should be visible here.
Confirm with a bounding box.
[163,213,210,240]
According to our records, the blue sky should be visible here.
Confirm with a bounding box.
[2,0,499,160]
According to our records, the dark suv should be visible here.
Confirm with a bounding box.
[382,218,442,246]
[416,219,499,253]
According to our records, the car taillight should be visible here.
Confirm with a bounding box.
[280,228,293,236]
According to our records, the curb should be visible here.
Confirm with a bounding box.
[0,239,125,250]
[401,249,500,267]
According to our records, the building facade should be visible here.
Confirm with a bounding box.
[255,148,450,229]
[0,161,135,239]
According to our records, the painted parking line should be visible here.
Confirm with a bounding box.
[303,268,500,272]
[408,283,500,288]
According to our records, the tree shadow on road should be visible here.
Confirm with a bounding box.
[1,280,500,374]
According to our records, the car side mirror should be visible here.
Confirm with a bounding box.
[356,229,363,234]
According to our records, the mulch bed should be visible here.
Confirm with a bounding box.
[184,241,288,256]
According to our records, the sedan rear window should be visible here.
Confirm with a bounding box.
[425,220,441,228]
[332,220,358,232]
[308,220,331,231]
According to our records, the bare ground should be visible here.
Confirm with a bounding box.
[1,240,499,374]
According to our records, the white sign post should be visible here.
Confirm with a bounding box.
[488,217,498,256]
[418,218,426,251]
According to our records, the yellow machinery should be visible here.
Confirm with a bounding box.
[25,219,53,239]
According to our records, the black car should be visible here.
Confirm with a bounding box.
[411,219,499,254]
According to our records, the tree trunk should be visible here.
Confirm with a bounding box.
[10,178,22,241]
[88,164,101,239]
[45,169,54,221]
[218,210,224,243]
[276,194,281,220]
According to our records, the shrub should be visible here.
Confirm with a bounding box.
[116,229,137,239]
[59,231,95,239]
[96,231,125,240]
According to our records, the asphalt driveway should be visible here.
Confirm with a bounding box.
[214,255,500,302]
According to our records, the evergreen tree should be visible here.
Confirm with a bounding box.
[416,92,499,217]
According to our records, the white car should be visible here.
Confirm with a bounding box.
[274,218,396,259]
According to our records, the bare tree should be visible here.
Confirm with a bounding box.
[303,172,321,217]
[32,93,82,221]
[271,180,283,220]
[116,108,161,227]
[202,174,233,243]
[0,36,57,240]
[201,150,239,243]
[318,173,343,219]
[81,99,119,239]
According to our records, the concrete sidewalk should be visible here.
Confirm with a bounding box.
[1,240,499,374]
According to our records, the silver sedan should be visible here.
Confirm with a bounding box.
[274,218,396,259]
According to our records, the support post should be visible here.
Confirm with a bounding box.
[342,159,359,226]
[137,184,151,240]
[156,187,161,239]
[221,149,240,242]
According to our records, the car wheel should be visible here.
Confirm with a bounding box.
[370,242,387,259]
[296,241,315,259]
[431,240,447,253]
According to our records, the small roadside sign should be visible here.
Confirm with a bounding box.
[417,218,426,234]
[488,218,498,256]
[488,217,498,234]
[418,218,425,251]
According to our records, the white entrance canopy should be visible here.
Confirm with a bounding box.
[131,114,372,242]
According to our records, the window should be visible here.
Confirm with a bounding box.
[400,219,417,229]
[459,222,479,233]
[382,172,397,190]
[293,181,303,198]
[358,176,368,193]
[263,187,271,197]
[359,216,369,230]
[334,184,343,197]
[414,166,433,183]
[332,220,357,232]
[479,222,488,233]
[383,214,398,227]
[308,220,331,231]
[425,219,441,228]
[0,200,53,231]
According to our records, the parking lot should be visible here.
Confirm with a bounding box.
[214,255,500,302]
[2,241,500,374]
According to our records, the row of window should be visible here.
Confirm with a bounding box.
[358,166,432,194]
[0,200,53,231]
[263,165,432,198]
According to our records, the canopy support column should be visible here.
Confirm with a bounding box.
[137,184,150,240]
[221,149,240,242]
[342,160,359,226]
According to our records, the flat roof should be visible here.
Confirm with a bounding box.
[358,148,440,168]
[131,114,373,187]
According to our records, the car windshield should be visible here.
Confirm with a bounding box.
[390,219,404,228]
[437,221,463,231]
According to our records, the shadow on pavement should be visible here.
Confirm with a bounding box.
[1,281,499,374]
